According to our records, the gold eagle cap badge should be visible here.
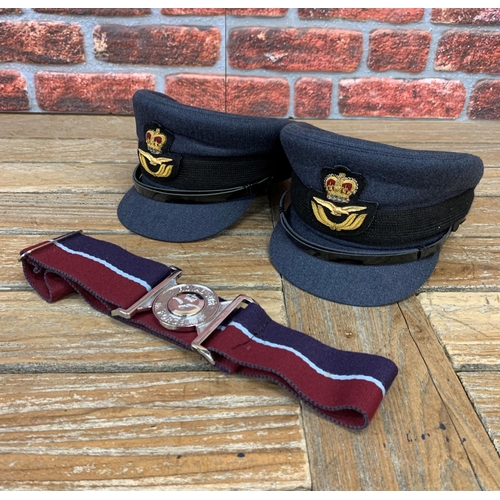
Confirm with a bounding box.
[138,124,178,179]
[311,197,367,232]
[310,166,376,233]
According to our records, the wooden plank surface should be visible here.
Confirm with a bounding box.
[0,372,309,490]
[459,372,500,455]
[2,114,499,143]
[1,233,281,291]
[0,193,273,234]
[419,292,500,371]
[1,113,499,490]
[303,119,500,144]
[427,237,500,290]
[0,163,133,193]
[0,290,286,373]
[281,286,500,491]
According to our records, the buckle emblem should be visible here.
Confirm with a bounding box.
[111,268,255,365]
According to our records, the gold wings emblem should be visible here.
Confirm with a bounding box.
[138,148,174,178]
[311,197,367,232]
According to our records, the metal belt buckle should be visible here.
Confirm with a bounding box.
[111,267,255,365]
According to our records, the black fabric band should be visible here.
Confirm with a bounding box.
[280,192,456,265]
[143,151,289,190]
[291,172,474,246]
[134,166,271,204]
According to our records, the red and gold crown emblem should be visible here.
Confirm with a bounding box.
[324,172,358,203]
[145,128,167,154]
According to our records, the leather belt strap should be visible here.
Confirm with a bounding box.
[20,232,398,430]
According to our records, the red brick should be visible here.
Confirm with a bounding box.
[432,8,500,25]
[34,8,151,16]
[94,25,221,66]
[228,28,362,72]
[160,9,225,16]
[165,74,225,112]
[35,72,155,114]
[227,9,288,17]
[0,70,29,111]
[368,30,431,73]
[338,78,465,119]
[468,80,500,120]
[294,78,332,118]
[298,8,424,23]
[226,76,289,117]
[435,31,500,74]
[0,9,22,15]
[0,21,84,64]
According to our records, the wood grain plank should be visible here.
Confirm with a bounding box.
[306,119,500,144]
[418,292,500,371]
[281,286,490,490]
[454,197,500,237]
[458,371,500,455]
[0,372,309,490]
[0,138,137,163]
[2,233,281,291]
[0,163,134,193]
[398,297,500,490]
[476,168,500,197]
[3,114,500,144]
[3,114,500,491]
[0,290,286,372]
[0,193,273,235]
[0,114,136,139]
[426,237,500,290]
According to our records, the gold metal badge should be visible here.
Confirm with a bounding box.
[324,172,358,203]
[311,197,367,232]
[145,127,167,154]
[138,148,174,178]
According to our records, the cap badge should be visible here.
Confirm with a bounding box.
[137,124,180,179]
[138,149,174,178]
[310,166,377,234]
[324,172,358,203]
[145,128,167,154]
[311,197,367,232]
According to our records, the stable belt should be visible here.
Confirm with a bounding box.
[20,231,398,430]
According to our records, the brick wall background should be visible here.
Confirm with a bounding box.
[1,7,500,120]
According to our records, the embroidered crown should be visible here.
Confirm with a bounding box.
[145,128,167,154]
[324,172,358,203]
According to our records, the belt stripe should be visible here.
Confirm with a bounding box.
[55,241,152,292]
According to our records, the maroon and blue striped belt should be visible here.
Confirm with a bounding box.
[20,231,398,430]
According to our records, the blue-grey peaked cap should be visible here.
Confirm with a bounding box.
[133,90,289,158]
[117,90,291,243]
[281,122,484,209]
[268,122,484,307]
